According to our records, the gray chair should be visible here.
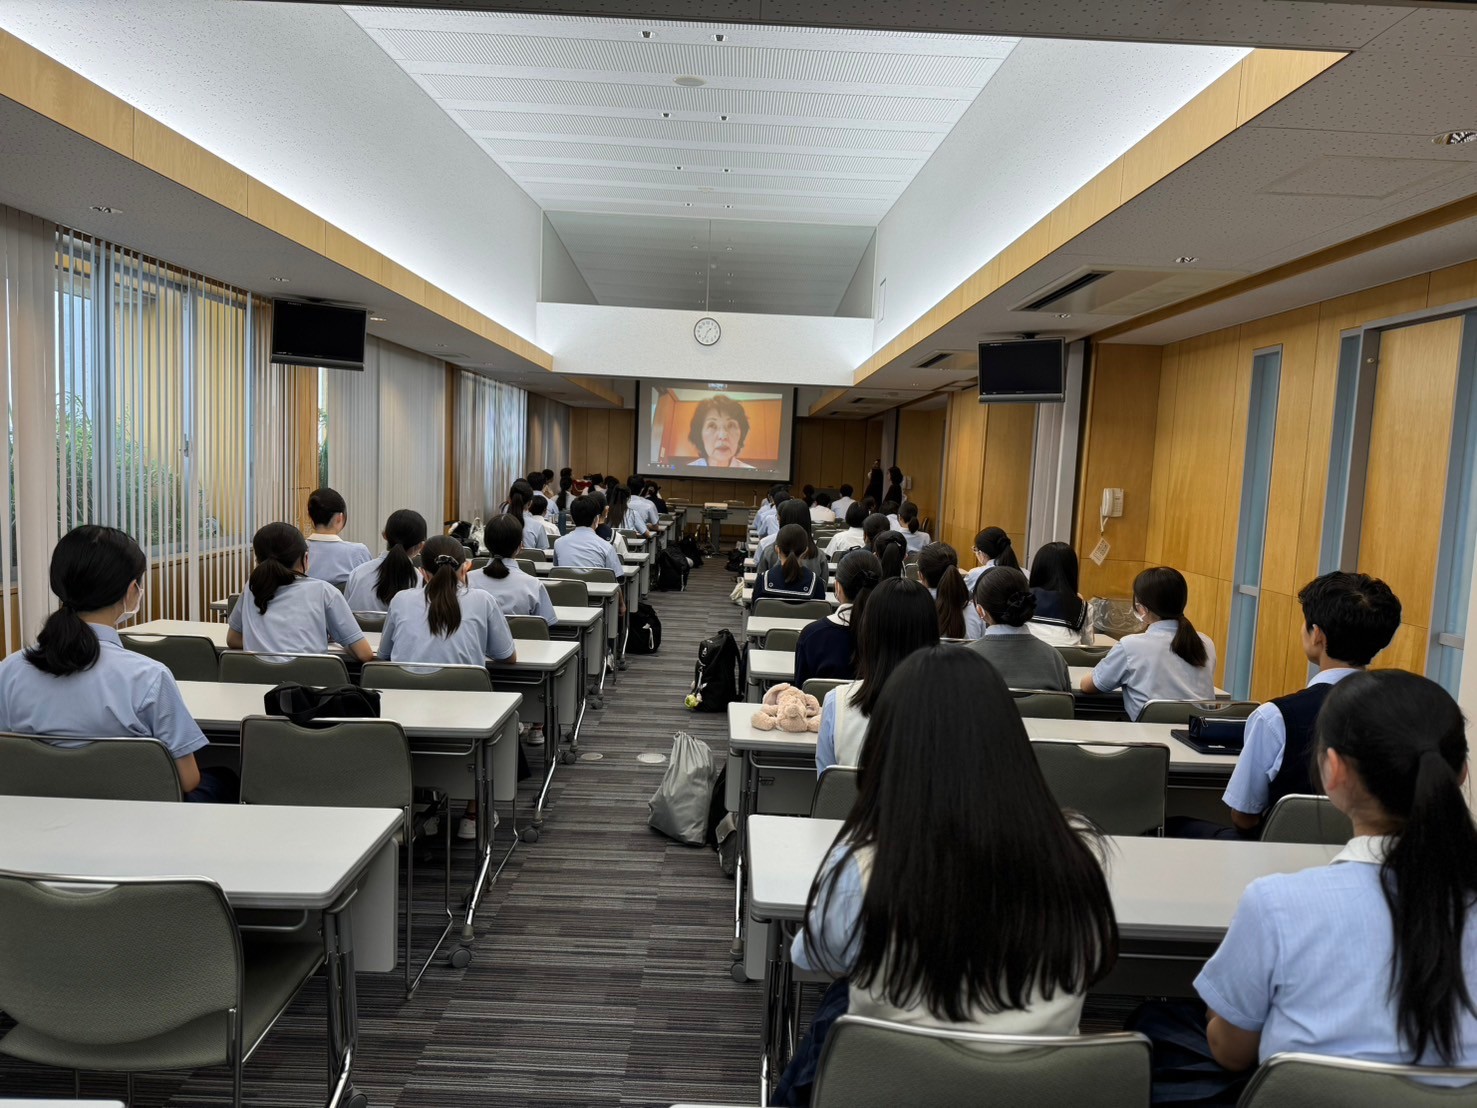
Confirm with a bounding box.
[0,871,322,1108]
[543,577,590,608]
[0,733,181,801]
[804,678,852,703]
[469,557,490,570]
[1239,1051,1477,1107]
[1058,644,1112,667]
[509,614,551,640]
[551,566,617,584]
[515,558,538,575]
[1011,689,1076,719]
[811,1014,1150,1108]
[239,715,451,998]
[811,765,859,819]
[353,611,386,632]
[903,563,920,582]
[361,660,492,693]
[120,632,219,683]
[218,651,350,687]
[1032,739,1169,835]
[1139,699,1259,725]
[763,628,801,652]
[753,599,831,621]
[522,547,551,563]
[1260,794,1353,845]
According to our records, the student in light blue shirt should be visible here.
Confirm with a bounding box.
[554,494,626,581]
[343,508,427,614]
[303,487,373,587]
[626,476,660,530]
[1137,671,1477,1101]
[963,525,1020,592]
[754,486,788,541]
[1081,566,1215,720]
[227,523,373,662]
[0,525,232,801]
[502,482,548,552]
[897,501,930,553]
[378,535,517,667]
[469,514,558,625]
[916,542,983,641]
[830,484,856,522]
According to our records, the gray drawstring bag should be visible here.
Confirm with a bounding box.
[648,731,716,846]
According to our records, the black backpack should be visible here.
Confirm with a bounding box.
[655,546,689,591]
[724,547,745,573]
[627,603,663,655]
[678,536,705,569]
[687,629,743,713]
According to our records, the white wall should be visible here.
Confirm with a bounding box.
[541,218,598,305]
[870,39,1246,352]
[0,1,545,341]
[836,233,877,320]
[535,303,873,387]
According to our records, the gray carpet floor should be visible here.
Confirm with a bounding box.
[0,557,762,1107]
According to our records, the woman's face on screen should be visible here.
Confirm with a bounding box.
[701,408,743,466]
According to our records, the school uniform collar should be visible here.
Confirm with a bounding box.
[984,624,1032,636]
[828,604,852,627]
[1146,619,1179,635]
[1332,835,1393,865]
[307,532,343,542]
[87,622,124,647]
[1309,667,1360,688]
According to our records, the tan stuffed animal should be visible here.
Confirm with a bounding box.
[751,683,822,733]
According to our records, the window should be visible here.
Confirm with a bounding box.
[1224,347,1281,699]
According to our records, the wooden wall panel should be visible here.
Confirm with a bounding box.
[896,407,945,528]
[979,404,1036,555]
[569,408,635,480]
[791,418,882,493]
[941,390,986,552]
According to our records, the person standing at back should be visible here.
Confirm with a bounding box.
[303,487,372,587]
[882,465,905,508]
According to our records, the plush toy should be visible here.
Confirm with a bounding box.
[751,683,822,733]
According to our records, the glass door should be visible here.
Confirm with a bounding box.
[1224,348,1281,699]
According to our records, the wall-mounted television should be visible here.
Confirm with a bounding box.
[271,299,367,370]
[978,338,1066,404]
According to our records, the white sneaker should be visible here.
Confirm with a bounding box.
[457,816,477,840]
[522,725,545,746]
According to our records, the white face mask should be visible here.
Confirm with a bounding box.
[118,580,143,624]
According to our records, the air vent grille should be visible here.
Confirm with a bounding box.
[1021,272,1109,312]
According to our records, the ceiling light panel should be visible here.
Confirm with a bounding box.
[346,9,1019,225]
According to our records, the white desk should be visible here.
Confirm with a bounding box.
[490,639,581,832]
[746,648,798,702]
[744,571,835,586]
[127,619,380,656]
[743,615,820,644]
[0,795,400,1104]
[622,549,653,598]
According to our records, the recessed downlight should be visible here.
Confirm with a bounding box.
[713,33,727,42]
[1056,313,1072,319]
[640,29,656,39]
[661,111,671,119]
[89,205,122,214]
[1176,256,1198,264]
[270,276,291,283]
[369,315,387,322]
[674,76,706,87]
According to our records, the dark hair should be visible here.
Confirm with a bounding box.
[917,542,968,639]
[608,486,635,532]
[776,524,814,585]
[687,395,750,459]
[529,494,548,518]
[777,498,813,535]
[862,495,877,513]
[839,483,854,497]
[1028,541,1084,627]
[1298,572,1401,666]
[899,501,920,534]
[802,484,816,506]
[862,512,891,547]
[543,468,555,481]
[774,490,792,508]
[974,566,1037,627]
[1133,566,1208,668]
[375,509,428,605]
[570,494,602,528]
[974,526,1019,570]
[526,471,544,488]
[845,502,867,528]
[874,531,908,579]
[1316,671,1477,1064]
[836,549,884,656]
[815,491,832,508]
[26,525,147,676]
[887,465,903,486]
[248,523,308,615]
[880,500,901,517]
[307,487,347,528]
[806,647,1117,1017]
[507,480,534,523]
[420,534,466,638]
[627,474,643,493]
[851,578,939,716]
[560,467,572,478]
[481,514,523,580]
[557,475,574,510]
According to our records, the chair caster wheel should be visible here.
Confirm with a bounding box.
[520,826,540,843]
[729,960,748,984]
[448,945,473,969]
[588,695,604,710]
[347,1089,369,1108]
[562,750,578,765]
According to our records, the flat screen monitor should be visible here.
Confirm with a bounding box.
[636,382,795,482]
[978,338,1065,404]
[271,300,367,370]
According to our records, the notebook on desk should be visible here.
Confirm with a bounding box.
[1171,718,1246,756]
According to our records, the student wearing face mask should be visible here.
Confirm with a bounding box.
[0,525,237,801]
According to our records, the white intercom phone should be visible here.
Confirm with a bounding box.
[1100,488,1124,519]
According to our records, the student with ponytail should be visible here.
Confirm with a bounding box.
[1138,671,1477,1101]
[794,549,882,687]
[303,487,372,586]
[227,523,372,661]
[0,525,234,801]
[755,500,828,580]
[968,567,1070,691]
[753,523,825,603]
[965,525,1019,590]
[916,541,983,640]
[1081,566,1214,720]
[504,480,547,550]
[1026,541,1094,647]
[344,509,427,613]
[898,501,929,553]
[379,535,517,666]
[872,530,908,579]
[470,514,557,625]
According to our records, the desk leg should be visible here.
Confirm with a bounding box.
[730,750,758,974]
[322,896,366,1108]
[459,730,497,947]
[528,668,563,838]
[757,913,792,1107]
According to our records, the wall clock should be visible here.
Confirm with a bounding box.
[694,317,721,346]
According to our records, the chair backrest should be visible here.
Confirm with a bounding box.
[224,592,240,619]
[903,563,920,582]
[804,678,852,702]
[619,529,645,541]
[469,557,490,570]
[1031,739,1169,835]
[1057,645,1112,667]
[523,547,551,563]
[353,611,387,632]
[218,651,351,687]
[1260,794,1354,845]
[550,565,617,584]
[120,633,219,683]
[508,614,551,640]
[0,734,181,802]
[812,765,859,819]
[515,558,538,575]
[812,1015,1150,1108]
[1239,1051,1477,1107]
[1011,689,1076,719]
[0,871,239,1052]
[1138,699,1259,725]
[542,577,589,607]
[240,716,412,808]
[763,627,801,651]
[754,599,831,621]
[360,660,492,692]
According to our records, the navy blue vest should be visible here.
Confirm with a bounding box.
[1268,682,1337,808]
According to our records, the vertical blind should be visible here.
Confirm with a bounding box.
[525,393,571,478]
[452,370,527,524]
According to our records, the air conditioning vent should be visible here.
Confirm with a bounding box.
[1017,266,1246,317]
[1021,272,1110,312]
[850,396,871,404]
[914,350,954,369]
[912,350,975,373]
